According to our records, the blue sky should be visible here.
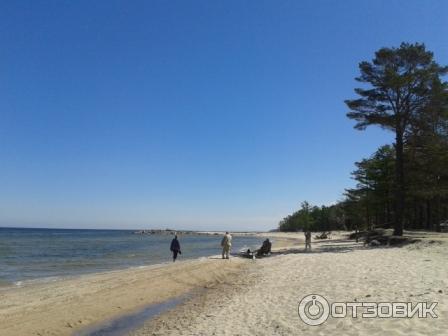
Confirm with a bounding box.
[0,1,447,230]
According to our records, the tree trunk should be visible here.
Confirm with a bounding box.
[365,200,371,231]
[436,194,441,232]
[413,200,418,229]
[426,200,432,230]
[394,130,405,236]
[386,198,391,228]
[435,177,441,232]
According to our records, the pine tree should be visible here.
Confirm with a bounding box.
[346,43,448,235]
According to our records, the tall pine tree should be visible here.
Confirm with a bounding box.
[345,43,448,235]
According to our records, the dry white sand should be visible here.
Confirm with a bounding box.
[132,233,448,336]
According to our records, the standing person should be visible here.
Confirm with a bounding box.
[221,232,232,259]
[304,230,312,251]
[170,234,181,262]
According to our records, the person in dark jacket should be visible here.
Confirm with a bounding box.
[256,238,272,256]
[170,235,181,262]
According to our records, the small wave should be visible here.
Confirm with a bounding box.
[13,276,64,288]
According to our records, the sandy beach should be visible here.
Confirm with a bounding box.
[0,256,248,336]
[1,232,447,336]
[132,231,448,336]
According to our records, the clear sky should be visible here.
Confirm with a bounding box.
[0,1,447,231]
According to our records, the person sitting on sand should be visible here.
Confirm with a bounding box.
[257,238,272,256]
[170,234,181,262]
[304,230,311,251]
[221,232,232,259]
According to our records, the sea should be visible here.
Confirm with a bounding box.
[0,227,263,288]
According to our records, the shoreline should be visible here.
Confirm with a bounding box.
[0,230,266,289]
[0,233,298,336]
[0,260,176,290]
[0,255,250,336]
[0,232,293,290]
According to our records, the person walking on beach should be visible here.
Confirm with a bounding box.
[221,232,232,259]
[170,234,181,262]
[304,230,312,251]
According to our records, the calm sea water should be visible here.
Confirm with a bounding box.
[0,227,262,287]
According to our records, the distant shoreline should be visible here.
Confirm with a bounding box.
[132,229,268,236]
[0,226,272,234]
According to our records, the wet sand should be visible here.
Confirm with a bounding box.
[0,257,248,336]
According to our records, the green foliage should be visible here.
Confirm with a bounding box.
[345,42,448,235]
[280,43,448,234]
[279,201,344,232]
[343,146,395,231]
[346,43,447,134]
